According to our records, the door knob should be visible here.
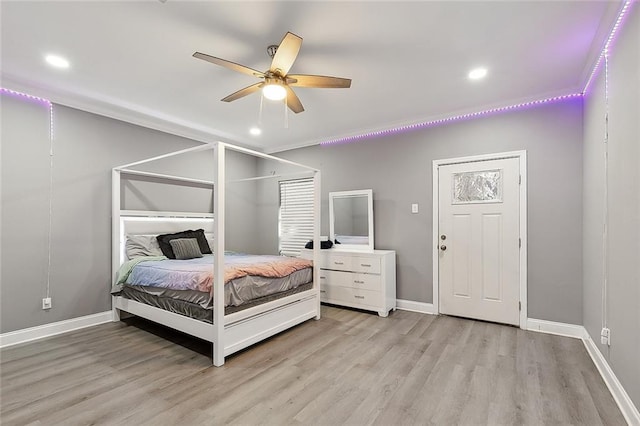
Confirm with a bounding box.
[440,245,447,251]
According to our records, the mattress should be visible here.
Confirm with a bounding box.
[113,253,314,322]
[121,281,314,321]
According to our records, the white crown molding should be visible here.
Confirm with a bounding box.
[395,299,437,315]
[267,88,583,154]
[0,311,113,348]
[3,73,584,156]
[578,1,627,89]
[0,74,260,152]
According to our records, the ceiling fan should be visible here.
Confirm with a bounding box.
[193,32,351,114]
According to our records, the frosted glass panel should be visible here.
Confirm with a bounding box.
[453,169,502,204]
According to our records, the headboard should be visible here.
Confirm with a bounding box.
[118,211,215,264]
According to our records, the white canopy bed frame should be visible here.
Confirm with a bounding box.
[111,142,321,366]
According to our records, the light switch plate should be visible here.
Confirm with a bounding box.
[411,203,419,214]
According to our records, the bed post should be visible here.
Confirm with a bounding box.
[111,168,121,322]
[212,142,226,366]
[313,170,321,320]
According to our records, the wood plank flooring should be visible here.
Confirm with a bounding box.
[1,306,626,425]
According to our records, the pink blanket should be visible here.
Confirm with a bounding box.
[125,254,312,293]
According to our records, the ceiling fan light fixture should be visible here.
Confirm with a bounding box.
[262,83,286,101]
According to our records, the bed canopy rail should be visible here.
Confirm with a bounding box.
[112,142,320,366]
[119,169,215,186]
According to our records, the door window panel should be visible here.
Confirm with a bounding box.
[452,169,502,204]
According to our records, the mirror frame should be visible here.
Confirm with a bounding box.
[329,189,374,252]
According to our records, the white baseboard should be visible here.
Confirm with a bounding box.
[526,318,587,339]
[526,318,639,424]
[583,334,640,425]
[0,311,114,348]
[396,299,437,315]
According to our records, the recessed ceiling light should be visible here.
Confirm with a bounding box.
[249,127,262,136]
[45,54,70,69]
[468,67,487,80]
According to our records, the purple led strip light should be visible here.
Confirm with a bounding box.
[1,87,55,146]
[321,0,635,147]
[583,0,635,94]
[320,93,582,146]
[0,87,51,106]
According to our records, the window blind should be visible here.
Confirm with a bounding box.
[279,178,314,257]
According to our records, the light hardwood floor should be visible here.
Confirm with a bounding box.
[1,306,626,425]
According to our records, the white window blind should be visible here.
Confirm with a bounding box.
[279,178,314,257]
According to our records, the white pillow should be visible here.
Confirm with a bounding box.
[125,235,163,259]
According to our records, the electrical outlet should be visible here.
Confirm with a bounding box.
[42,297,52,310]
[600,327,610,346]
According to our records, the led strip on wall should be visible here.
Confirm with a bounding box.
[0,87,55,303]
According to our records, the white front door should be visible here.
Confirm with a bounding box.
[438,157,520,326]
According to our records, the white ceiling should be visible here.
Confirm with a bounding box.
[1,1,622,153]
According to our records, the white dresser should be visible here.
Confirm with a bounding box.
[303,249,396,317]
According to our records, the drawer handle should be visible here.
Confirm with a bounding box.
[354,280,365,284]
[334,261,344,265]
[360,263,372,267]
[320,276,326,279]
[320,290,326,293]
[354,295,365,299]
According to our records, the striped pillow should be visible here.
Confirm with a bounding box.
[169,238,203,260]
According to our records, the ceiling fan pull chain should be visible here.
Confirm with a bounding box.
[258,94,264,126]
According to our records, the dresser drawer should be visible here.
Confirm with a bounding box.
[321,270,380,291]
[322,254,381,274]
[351,256,381,274]
[321,285,383,308]
[322,254,352,271]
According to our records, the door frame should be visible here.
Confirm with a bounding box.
[432,150,528,328]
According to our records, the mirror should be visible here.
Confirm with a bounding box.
[329,189,374,252]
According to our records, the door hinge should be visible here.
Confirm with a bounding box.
[519,237,521,248]
[519,301,522,311]
[519,175,522,185]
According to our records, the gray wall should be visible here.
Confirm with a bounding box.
[1,100,257,333]
[262,100,584,324]
[583,5,639,409]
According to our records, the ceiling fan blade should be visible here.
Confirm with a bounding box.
[270,32,302,76]
[193,52,264,78]
[221,82,264,102]
[287,74,352,88]
[285,86,304,114]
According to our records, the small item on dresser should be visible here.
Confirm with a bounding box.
[304,239,334,249]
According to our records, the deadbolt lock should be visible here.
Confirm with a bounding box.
[440,235,446,240]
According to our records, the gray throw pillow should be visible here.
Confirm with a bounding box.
[169,238,203,260]
[126,235,163,259]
